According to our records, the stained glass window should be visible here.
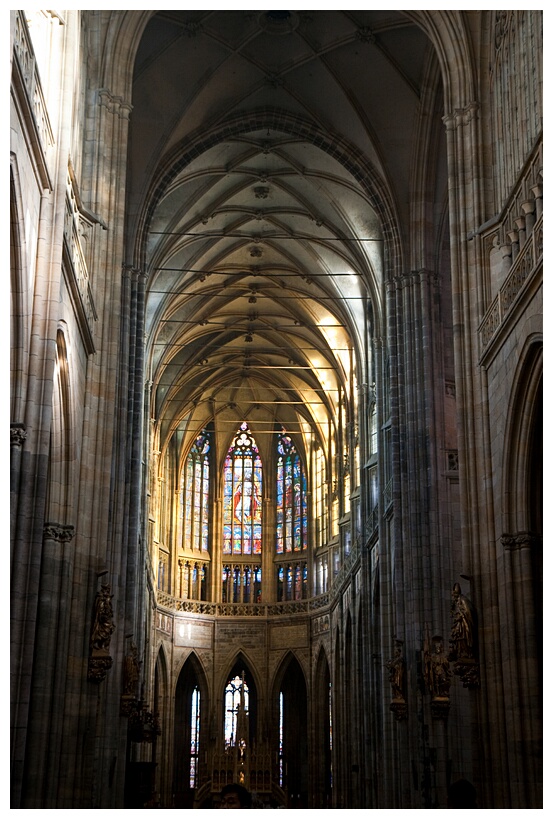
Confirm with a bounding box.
[276,432,307,553]
[223,423,262,555]
[277,561,308,601]
[224,673,249,748]
[189,686,200,788]
[182,431,210,552]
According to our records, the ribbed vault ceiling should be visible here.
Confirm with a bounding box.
[127,10,431,459]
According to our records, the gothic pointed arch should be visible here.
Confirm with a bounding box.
[502,338,543,537]
[220,652,259,752]
[313,646,332,808]
[272,652,308,807]
[152,645,170,805]
[173,651,209,808]
[500,337,542,691]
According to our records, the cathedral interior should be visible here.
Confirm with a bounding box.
[10,10,542,809]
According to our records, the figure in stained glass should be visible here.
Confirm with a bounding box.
[223,423,263,556]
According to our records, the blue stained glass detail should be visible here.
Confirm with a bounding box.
[275,432,307,553]
[183,431,210,553]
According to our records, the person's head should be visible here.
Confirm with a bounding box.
[220,783,252,809]
[448,778,477,808]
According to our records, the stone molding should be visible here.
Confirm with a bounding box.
[11,422,27,447]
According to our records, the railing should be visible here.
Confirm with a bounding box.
[479,213,542,351]
[329,539,360,603]
[366,504,378,538]
[13,11,54,156]
[383,478,393,511]
[64,187,98,328]
[155,591,330,617]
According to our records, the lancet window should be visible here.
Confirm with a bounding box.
[180,430,210,553]
[223,423,262,555]
[276,432,307,553]
[189,686,200,788]
[224,673,249,749]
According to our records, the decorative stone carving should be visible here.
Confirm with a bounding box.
[356,27,375,44]
[11,423,27,447]
[424,636,451,719]
[253,186,269,199]
[258,11,299,35]
[494,10,511,50]
[446,450,459,471]
[88,584,115,682]
[88,655,113,683]
[386,640,407,721]
[183,21,202,37]
[500,531,540,551]
[449,583,480,688]
[43,523,75,542]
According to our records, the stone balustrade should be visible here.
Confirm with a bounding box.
[155,590,330,617]
[479,212,542,352]
[13,11,54,157]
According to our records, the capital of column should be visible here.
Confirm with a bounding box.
[98,88,133,119]
[442,101,479,131]
[122,264,146,283]
[11,422,27,447]
[500,531,540,551]
[43,522,75,542]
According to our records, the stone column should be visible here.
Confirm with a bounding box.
[21,523,75,807]
[499,532,542,807]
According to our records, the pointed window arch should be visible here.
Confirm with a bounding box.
[189,686,200,788]
[224,672,249,749]
[223,423,262,555]
[181,430,210,552]
[276,432,307,553]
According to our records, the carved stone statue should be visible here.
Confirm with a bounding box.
[123,641,140,697]
[424,637,451,719]
[449,582,480,688]
[386,641,407,721]
[429,640,452,699]
[91,584,115,653]
[386,643,405,702]
[450,582,476,661]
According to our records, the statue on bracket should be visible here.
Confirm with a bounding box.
[449,582,480,688]
[121,640,141,713]
[385,640,407,721]
[424,635,451,719]
[88,583,115,682]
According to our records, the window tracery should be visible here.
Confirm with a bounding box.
[180,430,210,553]
[223,423,262,556]
[276,432,307,554]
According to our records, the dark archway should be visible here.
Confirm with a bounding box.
[312,647,332,808]
[173,653,209,808]
[276,654,308,808]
